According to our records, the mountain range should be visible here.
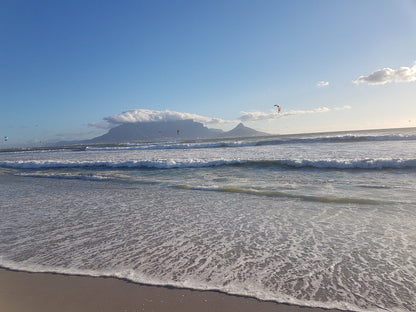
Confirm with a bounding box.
[83,120,268,144]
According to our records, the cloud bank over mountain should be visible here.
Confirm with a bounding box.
[353,61,416,85]
[90,105,352,130]
[90,109,234,129]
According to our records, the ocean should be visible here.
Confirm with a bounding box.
[0,127,415,312]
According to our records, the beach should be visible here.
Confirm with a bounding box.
[1,128,415,312]
[3,0,416,310]
[0,268,346,312]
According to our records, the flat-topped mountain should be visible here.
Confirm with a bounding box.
[85,120,268,143]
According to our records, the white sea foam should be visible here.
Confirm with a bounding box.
[1,176,414,312]
[1,157,416,170]
[0,258,374,312]
[1,128,415,312]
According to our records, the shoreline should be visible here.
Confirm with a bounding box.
[0,267,350,312]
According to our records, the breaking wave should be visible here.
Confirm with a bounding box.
[256,133,416,146]
[1,158,416,170]
[2,132,416,154]
[65,134,416,151]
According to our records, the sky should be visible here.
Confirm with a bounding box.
[1,0,416,146]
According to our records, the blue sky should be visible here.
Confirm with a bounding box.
[1,0,416,146]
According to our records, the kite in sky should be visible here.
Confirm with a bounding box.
[274,105,281,113]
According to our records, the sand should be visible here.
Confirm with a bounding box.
[0,268,348,312]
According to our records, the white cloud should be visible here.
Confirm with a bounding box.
[91,106,354,130]
[238,111,277,122]
[353,61,416,85]
[91,109,233,128]
[238,106,350,122]
[317,81,330,87]
[334,105,352,111]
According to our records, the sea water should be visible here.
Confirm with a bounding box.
[0,128,415,312]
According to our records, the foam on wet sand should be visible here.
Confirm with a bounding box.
[0,268,346,312]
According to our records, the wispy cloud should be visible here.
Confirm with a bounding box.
[353,61,416,85]
[317,81,329,87]
[238,106,351,122]
[91,109,233,129]
[334,105,352,111]
[89,121,113,129]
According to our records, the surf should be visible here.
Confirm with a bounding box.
[2,157,416,170]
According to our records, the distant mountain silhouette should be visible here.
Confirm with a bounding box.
[83,120,268,144]
[221,122,268,138]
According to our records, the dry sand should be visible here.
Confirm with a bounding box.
[0,268,348,312]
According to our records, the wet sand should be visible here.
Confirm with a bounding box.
[0,268,348,312]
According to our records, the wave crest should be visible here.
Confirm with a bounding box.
[1,158,416,170]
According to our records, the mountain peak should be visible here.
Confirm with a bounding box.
[223,123,268,138]
[80,120,269,144]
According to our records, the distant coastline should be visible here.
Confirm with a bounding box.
[1,126,415,152]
